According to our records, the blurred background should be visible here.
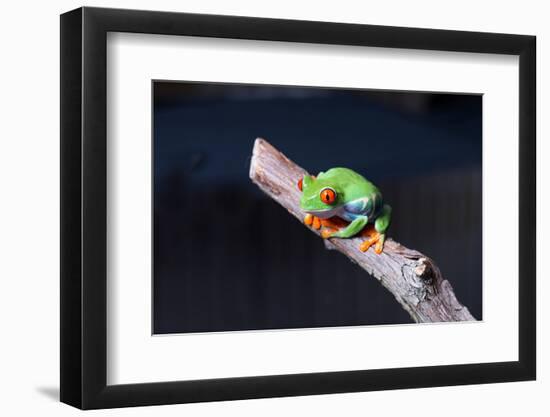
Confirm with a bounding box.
[153,81,482,334]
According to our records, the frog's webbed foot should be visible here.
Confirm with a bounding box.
[304,214,323,230]
[360,225,386,254]
[304,214,346,237]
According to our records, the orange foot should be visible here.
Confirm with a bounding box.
[304,213,322,230]
[304,214,347,237]
[359,225,386,254]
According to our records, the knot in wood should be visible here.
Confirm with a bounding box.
[414,258,433,281]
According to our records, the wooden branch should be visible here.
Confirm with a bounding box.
[249,138,475,323]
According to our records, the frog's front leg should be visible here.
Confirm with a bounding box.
[325,216,368,239]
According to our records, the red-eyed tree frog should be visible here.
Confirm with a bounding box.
[298,167,392,254]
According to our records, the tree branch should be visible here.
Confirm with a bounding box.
[249,138,475,323]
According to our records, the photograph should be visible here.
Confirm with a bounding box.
[152,81,483,334]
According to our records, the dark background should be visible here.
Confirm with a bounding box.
[153,82,482,334]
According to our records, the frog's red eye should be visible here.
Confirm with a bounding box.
[297,178,303,191]
[320,188,337,204]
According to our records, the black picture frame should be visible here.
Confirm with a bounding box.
[60,6,536,410]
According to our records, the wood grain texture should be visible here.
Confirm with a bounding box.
[249,138,475,323]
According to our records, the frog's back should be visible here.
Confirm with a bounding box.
[319,167,379,199]
[318,167,363,182]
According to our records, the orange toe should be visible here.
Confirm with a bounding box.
[312,216,322,230]
[359,230,383,253]
[360,240,374,252]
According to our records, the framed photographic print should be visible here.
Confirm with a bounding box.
[60,6,536,409]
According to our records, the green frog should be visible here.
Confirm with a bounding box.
[298,167,391,254]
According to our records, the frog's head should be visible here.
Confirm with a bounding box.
[298,175,342,219]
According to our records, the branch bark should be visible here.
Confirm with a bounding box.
[249,138,475,323]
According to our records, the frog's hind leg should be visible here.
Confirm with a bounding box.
[373,204,392,254]
[360,205,392,254]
